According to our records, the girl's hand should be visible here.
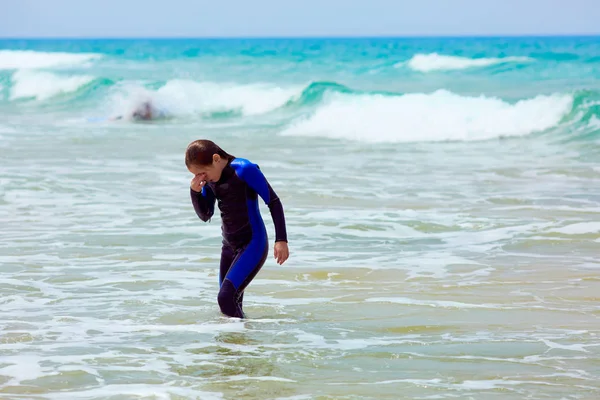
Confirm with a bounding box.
[191,175,206,192]
[274,241,289,265]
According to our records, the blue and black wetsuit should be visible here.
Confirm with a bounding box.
[190,158,287,318]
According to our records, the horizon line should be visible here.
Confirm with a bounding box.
[1,33,600,40]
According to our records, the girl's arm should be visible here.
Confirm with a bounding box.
[190,185,216,222]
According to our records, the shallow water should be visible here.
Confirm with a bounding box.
[1,37,600,399]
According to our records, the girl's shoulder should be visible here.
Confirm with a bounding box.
[230,158,264,182]
[230,157,259,172]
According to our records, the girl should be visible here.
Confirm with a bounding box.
[185,139,289,318]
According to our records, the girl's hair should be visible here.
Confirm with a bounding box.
[185,139,235,167]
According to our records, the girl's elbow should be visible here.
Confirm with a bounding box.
[199,213,212,222]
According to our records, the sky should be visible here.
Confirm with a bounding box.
[2,0,600,38]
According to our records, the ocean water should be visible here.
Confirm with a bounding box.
[0,37,599,399]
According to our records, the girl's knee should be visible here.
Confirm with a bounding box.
[217,279,243,318]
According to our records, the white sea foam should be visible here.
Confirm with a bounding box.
[10,70,94,101]
[157,79,298,116]
[365,297,492,309]
[282,90,572,142]
[0,50,101,70]
[550,222,600,235]
[107,79,299,118]
[402,53,533,72]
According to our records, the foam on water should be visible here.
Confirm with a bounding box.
[281,90,573,142]
[156,79,299,116]
[10,70,94,101]
[365,297,495,309]
[550,222,600,235]
[0,355,44,386]
[40,384,224,400]
[402,53,534,72]
[0,50,102,70]
[105,79,300,118]
[588,115,600,130]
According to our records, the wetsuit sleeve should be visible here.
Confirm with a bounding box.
[190,185,216,222]
[238,164,288,243]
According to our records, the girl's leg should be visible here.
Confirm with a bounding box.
[218,242,244,309]
[219,243,235,287]
[217,234,268,318]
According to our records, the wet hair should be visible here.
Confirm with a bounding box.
[131,102,152,120]
[185,139,235,167]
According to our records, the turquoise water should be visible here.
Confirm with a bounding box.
[1,37,599,399]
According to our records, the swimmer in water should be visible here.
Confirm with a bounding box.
[112,101,163,121]
[131,101,153,120]
[185,139,289,319]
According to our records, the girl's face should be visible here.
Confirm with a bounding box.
[188,154,224,183]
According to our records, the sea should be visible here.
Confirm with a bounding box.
[0,37,599,399]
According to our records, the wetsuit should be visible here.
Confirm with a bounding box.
[190,158,287,318]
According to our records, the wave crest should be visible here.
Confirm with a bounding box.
[10,70,95,101]
[281,90,573,142]
[0,50,102,70]
[401,53,533,72]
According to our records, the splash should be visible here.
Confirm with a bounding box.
[281,90,573,142]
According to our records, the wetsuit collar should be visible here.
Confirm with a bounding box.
[216,158,234,184]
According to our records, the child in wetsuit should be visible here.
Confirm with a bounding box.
[185,139,289,318]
